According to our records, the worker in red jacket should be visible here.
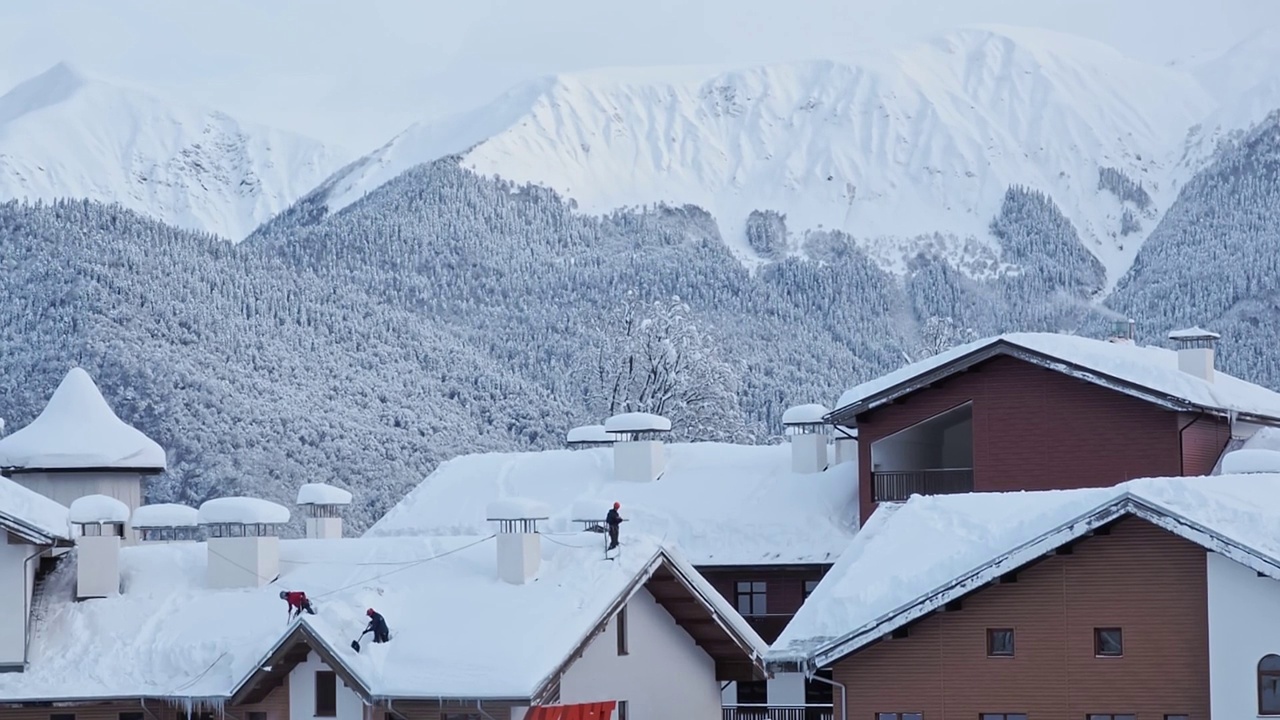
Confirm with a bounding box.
[279,590,316,619]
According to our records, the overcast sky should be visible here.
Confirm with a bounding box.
[2,0,1278,153]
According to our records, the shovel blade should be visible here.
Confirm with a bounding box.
[351,640,361,653]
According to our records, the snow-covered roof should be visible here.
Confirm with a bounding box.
[1168,326,1221,340]
[603,412,672,433]
[68,494,129,525]
[296,483,353,506]
[131,503,199,529]
[0,368,166,471]
[833,332,1280,422]
[769,473,1280,670]
[781,404,829,425]
[0,474,70,542]
[198,497,290,525]
[366,442,859,566]
[485,497,552,520]
[1221,449,1280,475]
[566,424,614,444]
[0,533,764,702]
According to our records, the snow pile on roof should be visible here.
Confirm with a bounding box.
[198,497,290,525]
[131,503,199,528]
[0,533,757,701]
[566,425,614,444]
[366,442,859,566]
[770,472,1280,665]
[485,497,553,520]
[1168,326,1221,340]
[604,412,671,433]
[296,483,353,506]
[0,474,69,540]
[834,332,1280,420]
[68,494,129,525]
[782,404,829,425]
[0,368,166,471]
[1221,449,1280,475]
[571,499,611,521]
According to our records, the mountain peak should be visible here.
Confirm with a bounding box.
[0,61,96,124]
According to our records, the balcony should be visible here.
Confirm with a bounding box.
[722,705,834,720]
[872,468,974,502]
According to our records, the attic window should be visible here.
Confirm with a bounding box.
[315,670,337,716]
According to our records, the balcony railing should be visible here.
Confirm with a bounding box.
[872,468,974,502]
[722,705,834,720]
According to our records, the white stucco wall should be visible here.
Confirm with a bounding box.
[557,587,722,720]
[288,651,364,720]
[1207,551,1280,719]
[0,540,40,669]
[76,535,120,598]
[789,435,828,474]
[14,472,144,543]
[613,441,665,483]
[207,536,280,589]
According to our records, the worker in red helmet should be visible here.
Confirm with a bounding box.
[279,590,316,619]
[363,608,390,643]
[606,501,624,550]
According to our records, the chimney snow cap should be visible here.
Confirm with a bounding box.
[566,424,615,447]
[782,403,830,433]
[486,497,552,524]
[604,412,671,434]
[1221,448,1280,475]
[1168,326,1220,348]
[131,503,199,529]
[296,483,353,506]
[69,494,130,525]
[198,497,290,526]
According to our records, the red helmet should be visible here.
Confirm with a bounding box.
[613,502,620,509]
[366,608,375,617]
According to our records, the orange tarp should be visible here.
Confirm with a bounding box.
[524,700,617,720]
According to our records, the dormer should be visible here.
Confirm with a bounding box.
[296,483,352,539]
[0,368,165,544]
[604,412,671,483]
[68,494,128,599]
[198,497,289,589]
[131,503,200,542]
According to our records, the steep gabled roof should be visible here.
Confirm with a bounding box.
[0,474,70,544]
[829,333,1280,426]
[0,368,166,472]
[366,442,859,566]
[768,473,1280,672]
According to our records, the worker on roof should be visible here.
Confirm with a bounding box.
[365,608,390,643]
[280,590,316,619]
[606,501,623,550]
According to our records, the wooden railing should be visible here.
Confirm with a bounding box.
[871,468,974,502]
[722,705,834,720]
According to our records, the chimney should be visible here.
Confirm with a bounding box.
[604,412,671,483]
[296,483,352,539]
[130,503,200,542]
[1107,318,1137,344]
[198,497,289,589]
[782,404,830,474]
[486,498,550,585]
[1168,327,1220,383]
[832,426,858,466]
[566,424,616,450]
[68,495,128,599]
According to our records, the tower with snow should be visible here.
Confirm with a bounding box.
[68,494,128,599]
[605,412,671,483]
[296,483,352,539]
[1168,326,1220,382]
[0,368,165,543]
[782,403,830,474]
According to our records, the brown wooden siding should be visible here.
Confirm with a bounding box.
[697,565,829,643]
[832,518,1210,720]
[1180,412,1232,476]
[857,356,1186,523]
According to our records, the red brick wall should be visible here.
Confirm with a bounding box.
[1179,412,1232,476]
[698,566,828,643]
[857,356,1185,523]
[832,518,1210,720]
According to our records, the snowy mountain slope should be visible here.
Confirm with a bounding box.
[303,26,1213,288]
[0,63,350,241]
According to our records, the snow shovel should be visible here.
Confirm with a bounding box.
[352,629,371,653]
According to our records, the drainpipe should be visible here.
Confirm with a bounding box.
[474,701,498,720]
[21,545,47,666]
[1177,411,1206,475]
[808,673,846,720]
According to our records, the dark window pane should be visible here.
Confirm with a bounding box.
[119,714,144,720]
[315,669,337,716]
[876,715,897,720]
[803,579,820,599]
[1094,627,1123,656]
[1165,716,1189,720]
[247,713,267,720]
[987,628,1015,656]
[51,714,75,720]
[736,681,768,704]
[616,606,628,655]
[904,714,922,720]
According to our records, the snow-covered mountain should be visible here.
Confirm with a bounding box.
[0,63,350,241]
[305,26,1214,288]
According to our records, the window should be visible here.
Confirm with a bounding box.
[735,581,767,616]
[119,713,144,720]
[986,628,1015,657]
[981,715,1027,720]
[315,669,337,717]
[616,701,628,720]
[1165,716,1189,720]
[736,680,768,704]
[247,713,267,720]
[803,579,820,599]
[1087,715,1135,720]
[616,605,629,656]
[1093,627,1123,657]
[875,714,922,720]
[441,715,481,720]
[51,714,75,720]
[1261,654,1280,715]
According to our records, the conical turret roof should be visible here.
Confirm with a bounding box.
[0,368,166,471]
